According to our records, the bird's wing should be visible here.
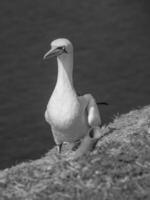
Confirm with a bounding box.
[71,94,102,159]
[82,94,101,127]
[77,91,108,107]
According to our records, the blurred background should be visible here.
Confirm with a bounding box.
[0,0,150,169]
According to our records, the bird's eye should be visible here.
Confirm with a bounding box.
[57,46,68,53]
[57,46,64,50]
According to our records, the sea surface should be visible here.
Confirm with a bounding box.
[0,0,150,169]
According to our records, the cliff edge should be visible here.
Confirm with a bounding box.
[0,106,150,200]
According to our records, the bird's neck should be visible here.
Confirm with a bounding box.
[56,55,74,87]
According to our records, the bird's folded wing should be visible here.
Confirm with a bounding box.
[83,94,101,127]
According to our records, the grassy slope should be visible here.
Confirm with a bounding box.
[0,106,150,200]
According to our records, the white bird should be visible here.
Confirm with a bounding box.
[44,38,102,158]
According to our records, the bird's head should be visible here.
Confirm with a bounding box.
[43,38,73,60]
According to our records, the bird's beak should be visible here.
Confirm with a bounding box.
[43,47,63,60]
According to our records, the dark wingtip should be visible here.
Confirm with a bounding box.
[97,102,109,106]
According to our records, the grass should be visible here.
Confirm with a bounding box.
[0,106,150,200]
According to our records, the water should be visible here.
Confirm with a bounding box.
[0,0,150,169]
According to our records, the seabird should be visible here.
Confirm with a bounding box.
[44,38,102,158]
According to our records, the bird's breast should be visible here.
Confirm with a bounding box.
[45,82,90,142]
[46,91,82,130]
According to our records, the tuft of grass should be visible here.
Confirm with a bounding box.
[0,106,150,200]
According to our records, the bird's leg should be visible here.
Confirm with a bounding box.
[72,135,95,159]
[71,127,104,159]
[57,143,63,153]
[72,139,81,151]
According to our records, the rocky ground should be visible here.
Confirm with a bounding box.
[0,106,150,200]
